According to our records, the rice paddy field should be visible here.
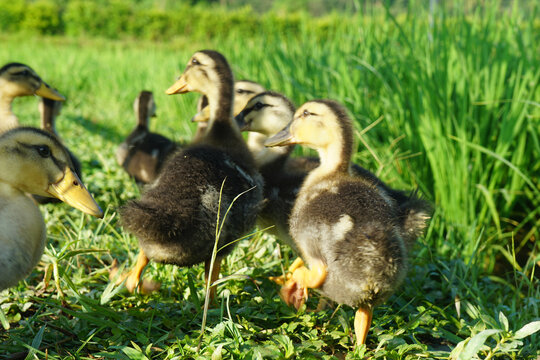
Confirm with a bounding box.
[0,2,539,359]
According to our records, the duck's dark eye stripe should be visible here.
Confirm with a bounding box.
[254,102,270,110]
[237,89,255,95]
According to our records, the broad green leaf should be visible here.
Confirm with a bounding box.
[121,346,149,360]
[0,307,10,330]
[514,321,540,340]
[498,311,509,332]
[457,329,501,360]
[211,344,224,360]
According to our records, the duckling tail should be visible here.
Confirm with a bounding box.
[398,190,432,247]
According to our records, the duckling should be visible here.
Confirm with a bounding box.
[0,63,65,133]
[116,91,178,184]
[0,127,103,290]
[118,50,263,299]
[235,91,301,249]
[33,98,83,204]
[265,99,428,345]
[236,92,430,252]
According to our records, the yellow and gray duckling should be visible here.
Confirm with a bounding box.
[265,99,429,345]
[0,127,103,291]
[236,92,430,253]
[0,63,65,133]
[34,98,83,204]
[118,50,263,298]
[116,91,178,184]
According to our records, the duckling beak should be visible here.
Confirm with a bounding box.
[35,83,66,101]
[191,106,210,122]
[47,168,104,218]
[165,75,190,95]
[264,123,294,147]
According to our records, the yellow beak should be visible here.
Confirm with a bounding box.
[47,168,103,218]
[165,74,190,95]
[191,106,210,122]
[35,83,66,101]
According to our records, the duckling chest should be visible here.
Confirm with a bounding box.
[0,192,46,288]
[289,179,396,262]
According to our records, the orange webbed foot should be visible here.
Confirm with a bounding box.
[269,257,305,285]
[280,277,308,310]
[109,252,160,295]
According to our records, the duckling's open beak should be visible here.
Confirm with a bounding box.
[264,123,294,147]
[35,83,66,101]
[47,168,104,218]
[165,75,190,95]
[191,106,210,122]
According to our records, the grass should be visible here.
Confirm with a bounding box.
[1,2,539,359]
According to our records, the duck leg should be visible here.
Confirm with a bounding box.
[280,260,327,310]
[204,257,222,302]
[269,257,305,285]
[354,307,373,345]
[110,251,160,294]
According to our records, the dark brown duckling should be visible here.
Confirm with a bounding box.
[0,62,65,133]
[33,98,83,204]
[117,50,263,299]
[116,91,178,184]
[265,99,428,345]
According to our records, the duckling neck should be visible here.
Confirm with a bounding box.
[0,94,18,133]
[305,142,351,187]
[0,182,23,199]
[204,83,243,145]
[207,84,234,125]
[136,103,149,128]
[40,107,56,134]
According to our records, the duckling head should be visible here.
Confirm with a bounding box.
[0,63,65,101]
[191,80,265,123]
[133,90,156,127]
[265,100,354,172]
[165,50,233,102]
[0,127,103,217]
[265,100,353,149]
[235,91,295,136]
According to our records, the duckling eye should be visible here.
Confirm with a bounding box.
[191,58,200,65]
[254,102,265,110]
[35,145,51,158]
[236,89,245,94]
[14,69,30,76]
[302,110,310,117]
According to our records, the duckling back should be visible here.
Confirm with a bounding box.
[120,143,263,266]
